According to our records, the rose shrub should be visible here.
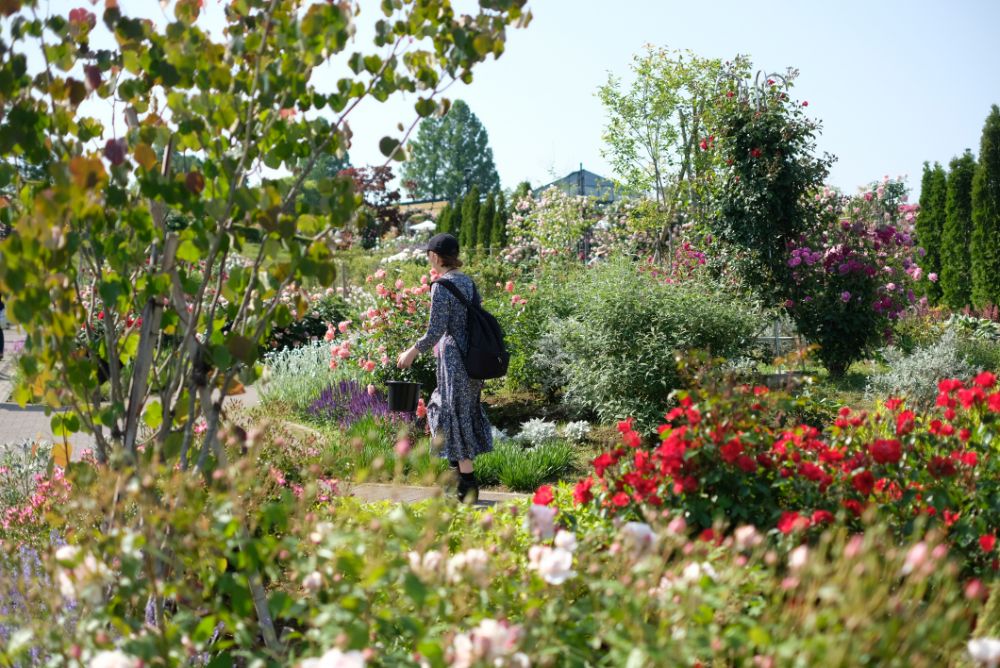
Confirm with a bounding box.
[784,178,921,376]
[578,365,1000,574]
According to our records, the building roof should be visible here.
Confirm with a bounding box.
[533,165,618,202]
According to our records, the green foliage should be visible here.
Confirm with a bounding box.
[435,202,452,234]
[916,162,947,303]
[0,0,529,468]
[868,330,975,409]
[261,340,350,413]
[477,191,496,249]
[972,105,1000,309]
[711,68,834,298]
[473,439,575,491]
[598,47,740,252]
[544,260,765,428]
[0,452,980,667]
[400,99,501,202]
[460,185,480,249]
[941,150,977,309]
[491,191,508,248]
[267,291,350,353]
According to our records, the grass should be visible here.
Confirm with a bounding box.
[475,439,575,492]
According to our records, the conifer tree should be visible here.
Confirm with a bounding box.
[491,191,508,248]
[477,192,496,249]
[401,100,500,202]
[941,150,976,309]
[915,162,947,303]
[971,105,1000,308]
[460,186,480,249]
[435,202,451,234]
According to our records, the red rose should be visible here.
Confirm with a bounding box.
[989,393,1000,413]
[980,534,996,553]
[532,485,554,506]
[852,470,875,496]
[895,410,915,436]
[736,455,757,473]
[720,439,743,464]
[869,439,902,465]
[938,378,964,393]
[617,417,635,434]
[974,371,997,389]
[777,511,807,534]
[749,148,762,159]
[699,139,708,151]
[884,397,904,411]
[622,430,641,449]
[573,477,594,505]
[928,456,956,478]
[611,492,630,507]
[842,499,864,517]
[811,510,834,525]
[592,453,614,477]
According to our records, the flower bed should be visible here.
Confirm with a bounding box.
[576,368,1000,573]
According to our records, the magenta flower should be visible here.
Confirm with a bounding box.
[840,291,851,302]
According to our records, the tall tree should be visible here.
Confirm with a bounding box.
[915,162,947,303]
[491,191,508,248]
[971,105,1000,309]
[460,186,481,249]
[477,192,496,248]
[599,46,750,256]
[402,100,500,202]
[941,150,977,309]
[435,202,453,234]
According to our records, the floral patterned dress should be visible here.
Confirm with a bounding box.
[415,271,494,462]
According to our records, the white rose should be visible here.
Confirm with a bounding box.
[298,648,366,668]
[90,650,139,668]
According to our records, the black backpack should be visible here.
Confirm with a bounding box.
[433,279,510,380]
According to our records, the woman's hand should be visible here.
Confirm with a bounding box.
[397,346,418,369]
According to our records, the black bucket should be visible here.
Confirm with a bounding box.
[387,381,421,412]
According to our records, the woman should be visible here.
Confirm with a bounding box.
[397,233,493,503]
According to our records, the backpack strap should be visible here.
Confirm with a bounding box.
[432,278,479,308]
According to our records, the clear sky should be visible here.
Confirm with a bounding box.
[39,0,1000,197]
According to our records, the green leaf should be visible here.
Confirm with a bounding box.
[378,136,401,159]
[176,239,201,263]
[225,335,256,364]
[143,400,163,430]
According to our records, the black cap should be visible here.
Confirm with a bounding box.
[420,233,460,256]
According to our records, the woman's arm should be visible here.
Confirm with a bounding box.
[398,283,449,368]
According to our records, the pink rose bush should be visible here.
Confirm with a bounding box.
[784,177,921,376]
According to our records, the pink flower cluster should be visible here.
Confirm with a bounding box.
[2,466,73,530]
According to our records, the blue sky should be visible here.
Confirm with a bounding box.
[41,0,1000,196]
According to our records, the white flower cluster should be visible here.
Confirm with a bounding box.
[491,426,510,443]
[516,418,558,446]
[379,247,425,265]
[560,420,590,443]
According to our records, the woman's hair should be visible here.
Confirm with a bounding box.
[437,253,463,269]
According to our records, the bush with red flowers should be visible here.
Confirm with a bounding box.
[576,365,1000,573]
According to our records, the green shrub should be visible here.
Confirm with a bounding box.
[266,291,351,353]
[474,439,575,491]
[960,337,1000,372]
[549,260,765,427]
[868,330,975,409]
